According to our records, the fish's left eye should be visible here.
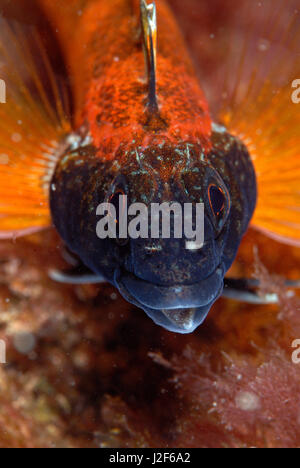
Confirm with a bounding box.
[208,184,229,231]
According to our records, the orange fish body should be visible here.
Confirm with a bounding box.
[39,0,212,154]
[0,0,299,332]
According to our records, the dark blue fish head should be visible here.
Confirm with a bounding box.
[51,129,257,333]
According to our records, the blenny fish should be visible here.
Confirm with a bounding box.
[0,0,299,333]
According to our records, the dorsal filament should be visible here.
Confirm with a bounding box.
[140,0,158,112]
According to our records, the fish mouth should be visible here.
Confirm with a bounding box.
[114,266,224,334]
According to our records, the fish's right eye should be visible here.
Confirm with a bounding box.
[209,185,225,216]
[208,183,230,232]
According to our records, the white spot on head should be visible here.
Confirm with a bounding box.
[66,133,82,150]
[145,245,162,253]
[212,122,227,134]
[235,391,260,411]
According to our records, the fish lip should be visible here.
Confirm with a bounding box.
[116,265,224,310]
[114,265,224,333]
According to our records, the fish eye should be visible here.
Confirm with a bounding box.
[208,183,229,232]
[108,182,129,246]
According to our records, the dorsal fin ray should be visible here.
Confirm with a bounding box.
[140,0,158,112]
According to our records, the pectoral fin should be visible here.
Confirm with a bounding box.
[223,277,300,304]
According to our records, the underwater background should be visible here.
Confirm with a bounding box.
[0,0,299,448]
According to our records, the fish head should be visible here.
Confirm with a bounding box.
[51,133,256,334]
[96,141,243,333]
